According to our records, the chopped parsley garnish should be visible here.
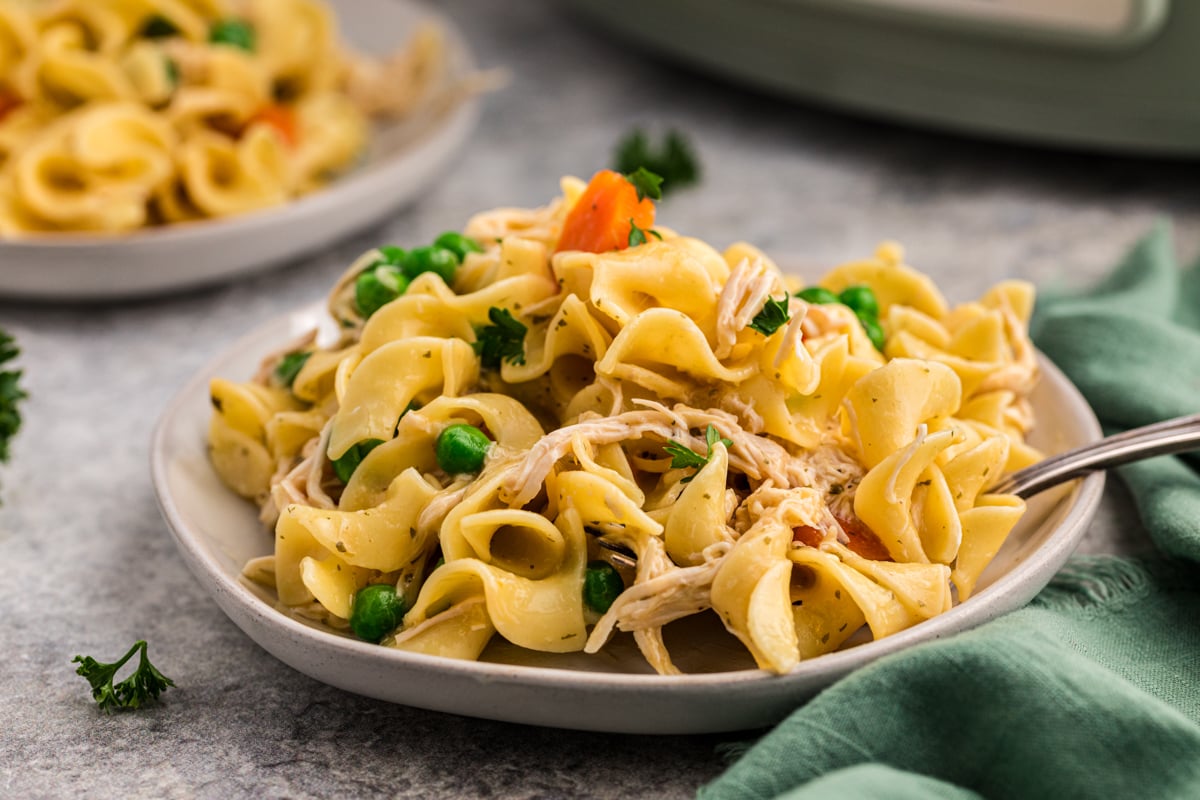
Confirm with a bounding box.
[273,351,311,388]
[748,296,792,336]
[0,328,25,465]
[614,130,700,196]
[209,18,255,51]
[625,167,664,202]
[72,640,174,713]
[473,307,527,368]
[627,219,663,248]
[663,425,732,483]
[332,439,385,484]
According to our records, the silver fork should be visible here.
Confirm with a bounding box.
[991,412,1200,498]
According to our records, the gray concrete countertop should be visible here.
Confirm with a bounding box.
[0,1,1190,797]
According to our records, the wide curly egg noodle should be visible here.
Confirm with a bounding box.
[0,0,445,234]
[208,175,1041,676]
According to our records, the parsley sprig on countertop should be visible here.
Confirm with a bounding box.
[615,129,700,196]
[664,425,733,483]
[73,640,174,712]
[0,328,25,465]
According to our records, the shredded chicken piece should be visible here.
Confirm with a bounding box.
[259,464,289,527]
[505,404,768,505]
[733,483,844,540]
[774,303,809,370]
[266,421,336,524]
[799,301,854,339]
[504,398,864,507]
[303,422,336,507]
[718,392,765,434]
[597,375,626,418]
[585,540,731,675]
[714,257,787,359]
[416,480,470,535]
[633,630,678,676]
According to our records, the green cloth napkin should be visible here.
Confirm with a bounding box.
[700,225,1200,800]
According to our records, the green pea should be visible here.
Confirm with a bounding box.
[273,351,311,388]
[435,424,491,474]
[433,232,483,263]
[795,286,840,305]
[401,246,458,285]
[857,311,886,352]
[350,584,407,643]
[209,19,255,51]
[354,264,408,319]
[838,285,880,318]
[583,561,624,613]
[142,15,180,38]
[377,245,406,265]
[332,439,385,484]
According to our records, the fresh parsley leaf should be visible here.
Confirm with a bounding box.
[625,167,664,202]
[663,424,733,483]
[273,351,311,388]
[0,329,25,465]
[663,440,708,471]
[473,307,527,368]
[748,296,791,336]
[627,219,663,248]
[72,640,174,713]
[706,424,733,452]
[332,438,385,484]
[614,129,700,196]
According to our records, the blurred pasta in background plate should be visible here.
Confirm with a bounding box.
[208,171,1041,675]
[0,0,445,234]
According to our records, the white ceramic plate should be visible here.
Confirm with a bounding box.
[152,305,1104,734]
[0,0,478,302]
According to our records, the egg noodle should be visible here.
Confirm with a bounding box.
[0,0,445,234]
[208,174,1040,675]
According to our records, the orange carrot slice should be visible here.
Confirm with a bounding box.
[250,104,298,147]
[834,513,893,562]
[555,169,655,254]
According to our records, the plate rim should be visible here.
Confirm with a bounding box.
[151,302,1105,722]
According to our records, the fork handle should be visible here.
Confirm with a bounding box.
[991,412,1200,499]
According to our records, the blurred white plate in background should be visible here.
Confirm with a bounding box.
[0,0,479,302]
